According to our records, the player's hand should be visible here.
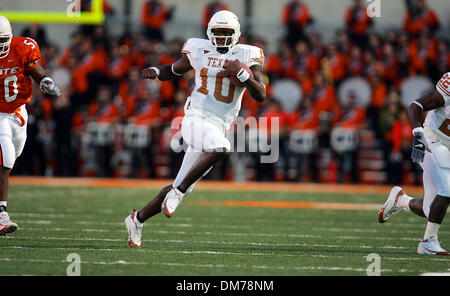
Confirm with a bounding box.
[223,59,242,77]
[411,127,431,163]
[40,77,61,96]
[142,67,158,79]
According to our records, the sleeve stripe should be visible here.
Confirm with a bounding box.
[437,82,450,96]
[182,50,191,54]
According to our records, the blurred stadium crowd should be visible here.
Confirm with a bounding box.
[10,0,450,185]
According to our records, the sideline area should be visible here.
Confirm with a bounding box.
[10,176,424,196]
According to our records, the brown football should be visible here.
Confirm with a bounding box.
[228,63,254,87]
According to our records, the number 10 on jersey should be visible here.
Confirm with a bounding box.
[197,67,236,104]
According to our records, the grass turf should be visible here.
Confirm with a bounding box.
[0,185,449,276]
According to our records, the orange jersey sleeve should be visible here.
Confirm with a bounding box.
[0,36,41,113]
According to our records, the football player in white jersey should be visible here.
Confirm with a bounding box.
[378,72,450,255]
[125,10,266,247]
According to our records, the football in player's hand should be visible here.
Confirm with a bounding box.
[228,63,253,87]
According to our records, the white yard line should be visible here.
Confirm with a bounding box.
[2,235,411,250]
[16,218,430,234]
[2,245,447,263]
[12,212,426,227]
[0,257,397,274]
[16,227,432,243]
[0,246,340,258]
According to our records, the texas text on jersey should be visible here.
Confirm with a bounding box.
[181,38,264,129]
[0,36,40,113]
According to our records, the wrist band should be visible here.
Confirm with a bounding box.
[171,64,182,76]
[150,67,160,77]
[236,68,250,83]
[413,101,424,110]
[412,127,424,136]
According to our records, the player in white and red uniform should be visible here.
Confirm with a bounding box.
[378,72,450,255]
[0,15,60,235]
[125,10,266,247]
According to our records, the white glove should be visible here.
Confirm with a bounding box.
[40,77,61,96]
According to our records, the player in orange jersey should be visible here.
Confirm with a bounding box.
[0,15,60,235]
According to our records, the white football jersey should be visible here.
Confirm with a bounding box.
[425,72,450,148]
[181,38,264,128]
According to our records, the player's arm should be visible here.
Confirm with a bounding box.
[142,54,192,81]
[408,91,445,129]
[407,91,445,163]
[27,63,61,96]
[223,60,266,102]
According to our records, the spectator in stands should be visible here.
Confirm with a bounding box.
[347,46,364,76]
[293,41,320,77]
[21,23,48,49]
[377,89,402,184]
[324,42,348,86]
[290,96,320,182]
[308,33,325,61]
[260,100,291,181]
[367,33,383,59]
[125,86,161,178]
[436,40,450,80]
[53,90,76,176]
[202,0,230,32]
[389,110,421,185]
[396,32,412,80]
[377,89,401,143]
[337,93,366,130]
[167,91,187,179]
[70,38,109,107]
[86,85,119,177]
[310,72,342,132]
[336,30,353,56]
[334,92,366,183]
[118,67,142,118]
[368,75,388,134]
[381,42,398,86]
[126,87,161,127]
[265,41,295,81]
[40,43,59,72]
[408,30,437,76]
[282,0,313,47]
[86,85,120,124]
[141,0,175,42]
[403,0,440,37]
[108,40,132,84]
[361,49,383,83]
[344,0,374,48]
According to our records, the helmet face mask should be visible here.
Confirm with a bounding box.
[210,28,235,53]
[0,15,12,59]
[207,11,241,54]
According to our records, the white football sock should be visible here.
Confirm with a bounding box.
[0,201,6,207]
[397,194,412,210]
[423,222,440,240]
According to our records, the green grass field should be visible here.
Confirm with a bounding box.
[1,184,449,276]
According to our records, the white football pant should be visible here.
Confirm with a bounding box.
[420,131,450,217]
[0,105,27,169]
[172,113,231,195]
